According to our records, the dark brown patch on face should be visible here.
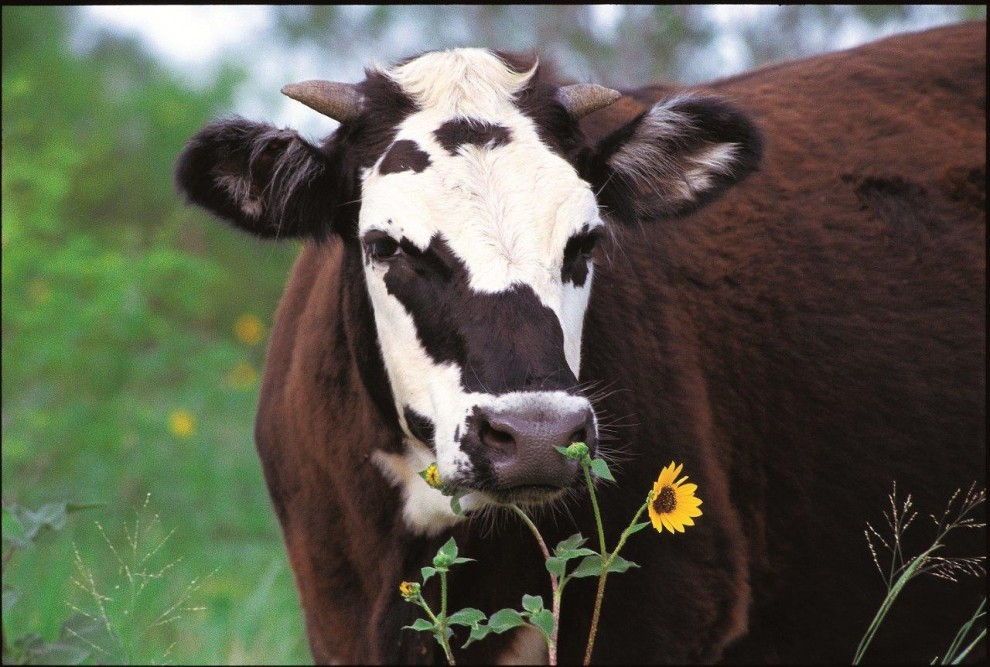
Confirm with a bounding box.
[403,406,435,449]
[377,234,576,395]
[379,140,431,175]
[433,118,511,155]
[561,226,603,287]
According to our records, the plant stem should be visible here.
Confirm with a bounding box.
[440,570,448,623]
[418,595,456,665]
[511,504,558,665]
[583,482,651,665]
[582,463,606,665]
[584,569,607,665]
[584,465,607,556]
[853,546,936,664]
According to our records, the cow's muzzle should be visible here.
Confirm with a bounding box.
[462,396,598,502]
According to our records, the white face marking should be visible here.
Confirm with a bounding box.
[359,49,601,534]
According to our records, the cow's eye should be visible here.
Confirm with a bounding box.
[576,233,599,258]
[364,232,401,262]
[564,228,604,266]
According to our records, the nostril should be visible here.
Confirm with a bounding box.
[480,420,517,455]
[567,428,587,445]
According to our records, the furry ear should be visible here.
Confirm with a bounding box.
[175,118,341,239]
[587,95,763,221]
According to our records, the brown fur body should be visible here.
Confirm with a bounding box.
[253,24,985,663]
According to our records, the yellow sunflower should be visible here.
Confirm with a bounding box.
[648,461,703,534]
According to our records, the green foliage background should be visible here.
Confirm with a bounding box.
[2,7,305,664]
[2,5,984,664]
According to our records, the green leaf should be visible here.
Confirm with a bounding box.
[450,495,463,515]
[447,607,486,627]
[545,556,566,578]
[462,624,493,648]
[589,458,615,482]
[626,520,651,535]
[2,501,101,549]
[570,554,606,578]
[403,618,436,633]
[421,566,437,583]
[487,608,527,633]
[552,532,596,563]
[2,506,28,550]
[438,537,458,560]
[452,556,475,565]
[15,613,111,665]
[530,609,555,639]
[554,532,588,554]
[55,614,114,663]
[606,555,640,574]
[521,594,544,613]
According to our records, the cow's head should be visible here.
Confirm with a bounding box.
[176,49,761,534]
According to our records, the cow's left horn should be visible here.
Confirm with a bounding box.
[555,83,622,119]
[281,80,366,123]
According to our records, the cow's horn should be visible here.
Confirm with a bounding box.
[555,83,622,119]
[281,80,366,123]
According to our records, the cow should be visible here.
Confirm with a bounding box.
[175,22,986,664]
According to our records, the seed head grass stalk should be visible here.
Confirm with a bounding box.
[853,483,986,664]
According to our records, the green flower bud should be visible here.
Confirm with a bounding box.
[563,441,590,462]
[433,551,454,569]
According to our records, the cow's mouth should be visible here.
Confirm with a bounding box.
[486,483,569,505]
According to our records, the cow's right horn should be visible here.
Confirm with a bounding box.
[555,83,622,119]
[281,80,367,123]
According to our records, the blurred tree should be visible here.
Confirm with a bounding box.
[264,5,984,88]
[3,7,307,661]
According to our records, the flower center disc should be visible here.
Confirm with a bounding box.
[653,486,677,514]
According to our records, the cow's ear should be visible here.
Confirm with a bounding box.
[175,118,341,239]
[587,96,763,221]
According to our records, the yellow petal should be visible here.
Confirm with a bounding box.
[677,483,698,494]
[660,515,675,534]
[657,462,675,487]
[685,507,703,518]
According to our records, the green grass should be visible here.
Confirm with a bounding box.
[3,419,311,665]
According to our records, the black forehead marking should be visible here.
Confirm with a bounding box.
[433,118,512,155]
[381,234,576,395]
[378,139,431,175]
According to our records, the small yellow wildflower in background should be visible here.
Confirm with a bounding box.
[649,461,703,534]
[168,409,196,439]
[234,313,265,346]
[423,463,442,489]
[399,581,420,600]
[226,361,258,390]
